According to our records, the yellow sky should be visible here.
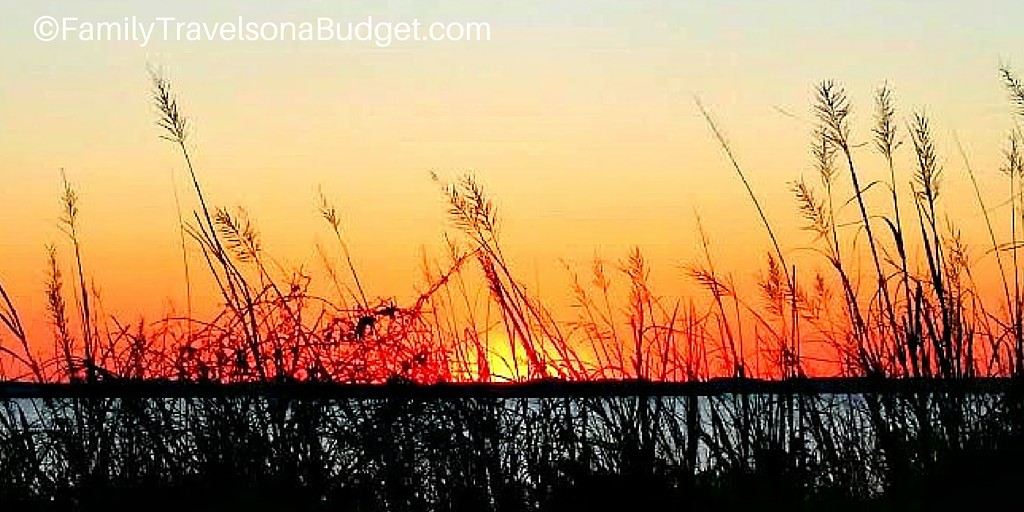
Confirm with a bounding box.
[2,1,1024,346]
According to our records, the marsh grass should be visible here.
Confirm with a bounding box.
[2,68,1024,509]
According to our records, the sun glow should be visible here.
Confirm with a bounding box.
[483,328,527,382]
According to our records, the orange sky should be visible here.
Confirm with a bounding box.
[2,1,1024,365]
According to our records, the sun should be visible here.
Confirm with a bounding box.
[483,328,525,382]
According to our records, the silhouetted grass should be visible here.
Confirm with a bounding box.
[1,67,1024,509]
[1,385,1023,510]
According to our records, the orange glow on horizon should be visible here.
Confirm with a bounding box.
[3,1,1024,382]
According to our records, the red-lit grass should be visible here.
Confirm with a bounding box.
[2,68,1024,386]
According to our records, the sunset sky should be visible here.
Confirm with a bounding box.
[3,0,1024,349]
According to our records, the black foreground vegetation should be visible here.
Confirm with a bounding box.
[2,380,1024,511]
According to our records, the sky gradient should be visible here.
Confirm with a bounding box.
[3,0,1024,349]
